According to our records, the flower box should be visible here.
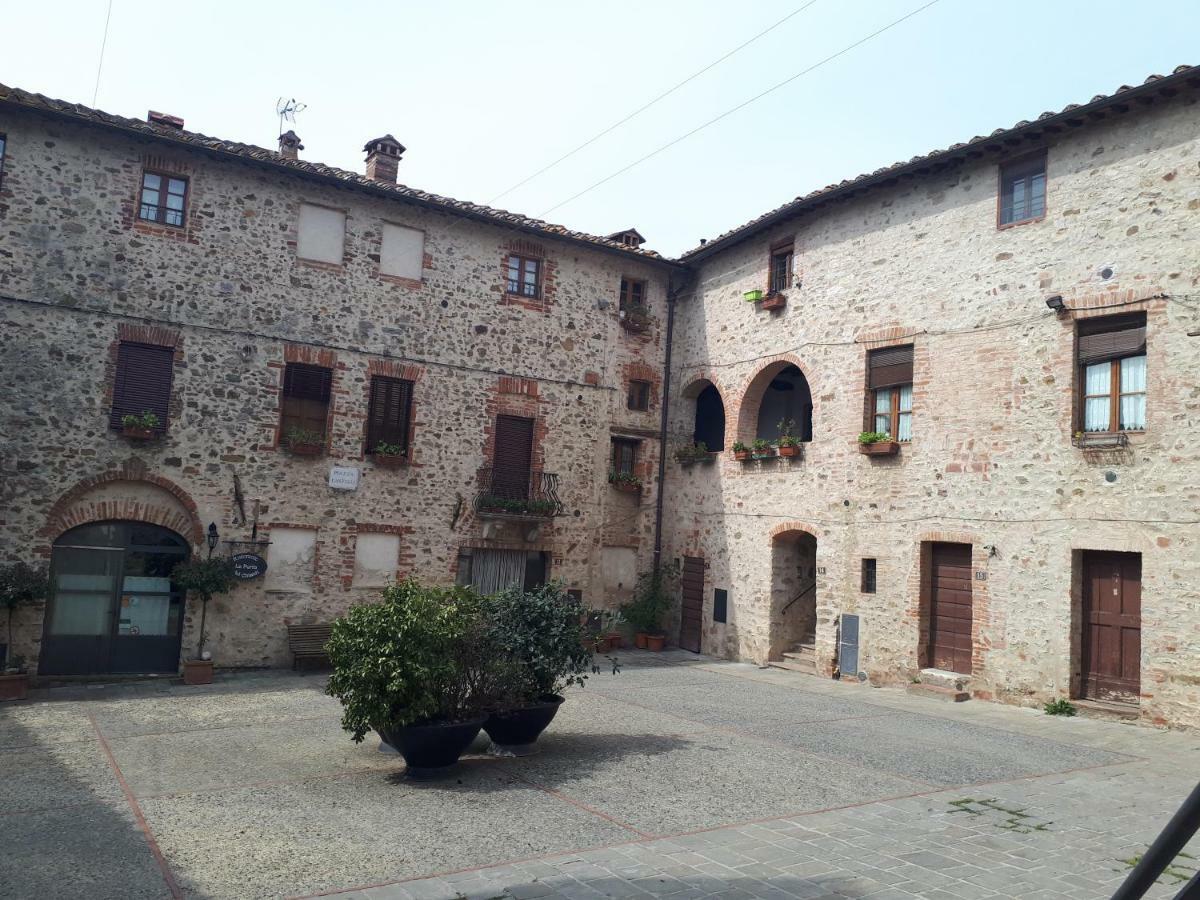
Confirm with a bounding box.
[121,425,158,441]
[619,309,651,333]
[733,450,750,461]
[761,293,786,311]
[859,440,900,457]
[373,452,409,468]
[743,289,764,303]
[777,443,800,458]
[286,441,325,457]
[610,480,641,494]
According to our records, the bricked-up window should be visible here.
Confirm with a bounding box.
[1078,313,1147,433]
[610,438,637,476]
[861,558,877,594]
[627,380,651,411]
[280,363,332,443]
[769,243,793,293]
[365,376,413,455]
[110,342,174,433]
[138,172,188,227]
[506,255,541,298]
[619,277,646,312]
[999,153,1046,226]
[868,346,913,441]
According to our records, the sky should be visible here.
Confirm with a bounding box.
[3,1,1198,257]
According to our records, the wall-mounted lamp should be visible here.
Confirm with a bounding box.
[1045,295,1066,314]
[206,522,219,558]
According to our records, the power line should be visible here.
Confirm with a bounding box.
[92,0,115,107]
[539,0,942,217]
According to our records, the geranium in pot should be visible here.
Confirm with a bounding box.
[776,418,801,458]
[0,562,49,701]
[751,438,774,459]
[732,441,750,461]
[326,580,510,775]
[170,556,236,685]
[621,562,680,651]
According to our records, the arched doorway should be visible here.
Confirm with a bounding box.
[41,522,190,676]
[769,529,818,664]
[683,378,726,451]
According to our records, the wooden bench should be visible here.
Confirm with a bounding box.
[286,623,333,671]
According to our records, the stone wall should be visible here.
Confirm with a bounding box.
[662,93,1200,729]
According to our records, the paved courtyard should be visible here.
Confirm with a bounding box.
[1,652,1196,900]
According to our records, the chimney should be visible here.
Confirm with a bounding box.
[147,110,184,130]
[363,134,405,184]
[278,130,304,160]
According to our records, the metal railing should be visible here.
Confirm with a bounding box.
[474,468,563,519]
[1111,781,1200,899]
[781,581,816,616]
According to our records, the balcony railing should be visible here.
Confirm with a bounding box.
[474,469,563,520]
[1072,431,1130,450]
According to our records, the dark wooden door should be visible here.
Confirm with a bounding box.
[492,415,534,499]
[1081,551,1141,704]
[679,556,704,653]
[928,542,973,674]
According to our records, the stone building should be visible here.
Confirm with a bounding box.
[2,64,1198,728]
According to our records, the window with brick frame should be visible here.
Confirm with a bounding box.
[999,152,1046,226]
[280,363,332,443]
[619,277,646,312]
[861,558,877,594]
[1077,313,1147,434]
[506,254,541,298]
[769,242,793,293]
[610,438,638,476]
[110,341,174,434]
[867,346,913,441]
[138,171,188,227]
[365,375,414,456]
[627,379,651,411]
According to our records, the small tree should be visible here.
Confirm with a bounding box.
[170,557,236,660]
[485,582,593,700]
[0,562,49,672]
[621,562,680,636]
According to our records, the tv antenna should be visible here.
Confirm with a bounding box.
[276,97,307,136]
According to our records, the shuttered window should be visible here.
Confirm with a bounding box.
[110,342,175,432]
[365,376,413,455]
[1078,314,1147,433]
[280,363,331,441]
[492,415,534,499]
[868,345,913,441]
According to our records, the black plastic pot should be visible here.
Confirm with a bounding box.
[376,717,486,776]
[483,695,564,750]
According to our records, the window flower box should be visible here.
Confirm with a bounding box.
[619,305,651,334]
[777,442,800,458]
[373,452,408,468]
[1072,431,1130,450]
[859,440,900,457]
[761,293,786,312]
[121,425,159,441]
[732,443,750,461]
[120,411,161,441]
[284,427,326,457]
[743,289,764,303]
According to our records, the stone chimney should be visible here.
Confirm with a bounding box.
[278,130,304,160]
[147,110,184,130]
[363,135,405,184]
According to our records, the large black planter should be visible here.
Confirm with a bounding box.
[376,717,486,776]
[483,695,564,752]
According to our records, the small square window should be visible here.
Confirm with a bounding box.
[138,171,188,227]
[999,153,1046,226]
[769,243,793,293]
[507,255,541,298]
[627,380,651,411]
[860,558,877,594]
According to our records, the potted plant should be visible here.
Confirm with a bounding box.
[170,556,236,685]
[608,470,642,494]
[674,442,712,466]
[283,426,325,456]
[858,431,900,456]
[751,438,774,459]
[732,441,750,461]
[120,410,160,440]
[326,580,508,775]
[619,304,651,334]
[743,289,764,303]
[0,562,49,702]
[620,563,679,651]
[761,292,786,311]
[372,441,408,467]
[777,418,801,457]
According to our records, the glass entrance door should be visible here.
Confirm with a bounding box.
[40,522,189,676]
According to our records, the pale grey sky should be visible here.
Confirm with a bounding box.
[4,1,1197,256]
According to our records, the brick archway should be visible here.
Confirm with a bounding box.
[735,355,818,447]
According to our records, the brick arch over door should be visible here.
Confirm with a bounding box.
[735,355,818,448]
[40,461,204,552]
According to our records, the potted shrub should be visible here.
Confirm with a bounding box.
[732,441,750,461]
[283,426,325,456]
[326,580,509,775]
[761,292,786,311]
[777,418,801,457]
[619,304,651,334]
[0,562,49,702]
[608,470,642,494]
[170,556,236,685]
[121,410,160,441]
[621,563,679,651]
[372,441,408,467]
[751,438,774,459]
[743,289,764,303]
[858,431,900,456]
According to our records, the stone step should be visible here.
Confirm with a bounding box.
[918,668,970,692]
[906,682,970,703]
[782,649,814,661]
[769,658,817,675]
[1073,698,1140,722]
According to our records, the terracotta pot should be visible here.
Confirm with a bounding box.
[645,634,666,652]
[611,480,640,494]
[121,426,157,441]
[0,673,30,702]
[733,450,749,461]
[859,440,900,457]
[373,453,408,467]
[778,444,799,458]
[635,632,648,649]
[605,632,623,650]
[286,442,324,456]
[761,293,786,311]
[182,659,213,685]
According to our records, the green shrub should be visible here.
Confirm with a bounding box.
[621,563,680,635]
[1043,698,1077,717]
[485,582,593,700]
[0,562,48,672]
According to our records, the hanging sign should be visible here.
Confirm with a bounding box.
[231,553,268,580]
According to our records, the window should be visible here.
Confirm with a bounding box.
[506,255,541,298]
[296,203,346,264]
[769,243,794,293]
[627,380,651,411]
[999,153,1046,226]
[365,376,413,455]
[1078,313,1147,433]
[280,363,332,442]
[491,414,535,499]
[138,172,188,227]
[861,558,877,594]
[619,277,646,312]
[713,588,728,624]
[868,346,913,441]
[0,134,6,191]
[610,438,637,475]
[380,223,424,279]
[109,342,174,433]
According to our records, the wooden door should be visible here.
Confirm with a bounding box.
[1081,551,1141,703]
[928,542,973,674]
[679,556,704,653]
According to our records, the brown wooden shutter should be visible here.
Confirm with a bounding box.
[492,415,534,499]
[1077,313,1146,365]
[365,376,413,453]
[110,342,175,431]
[280,363,332,436]
[868,345,914,389]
